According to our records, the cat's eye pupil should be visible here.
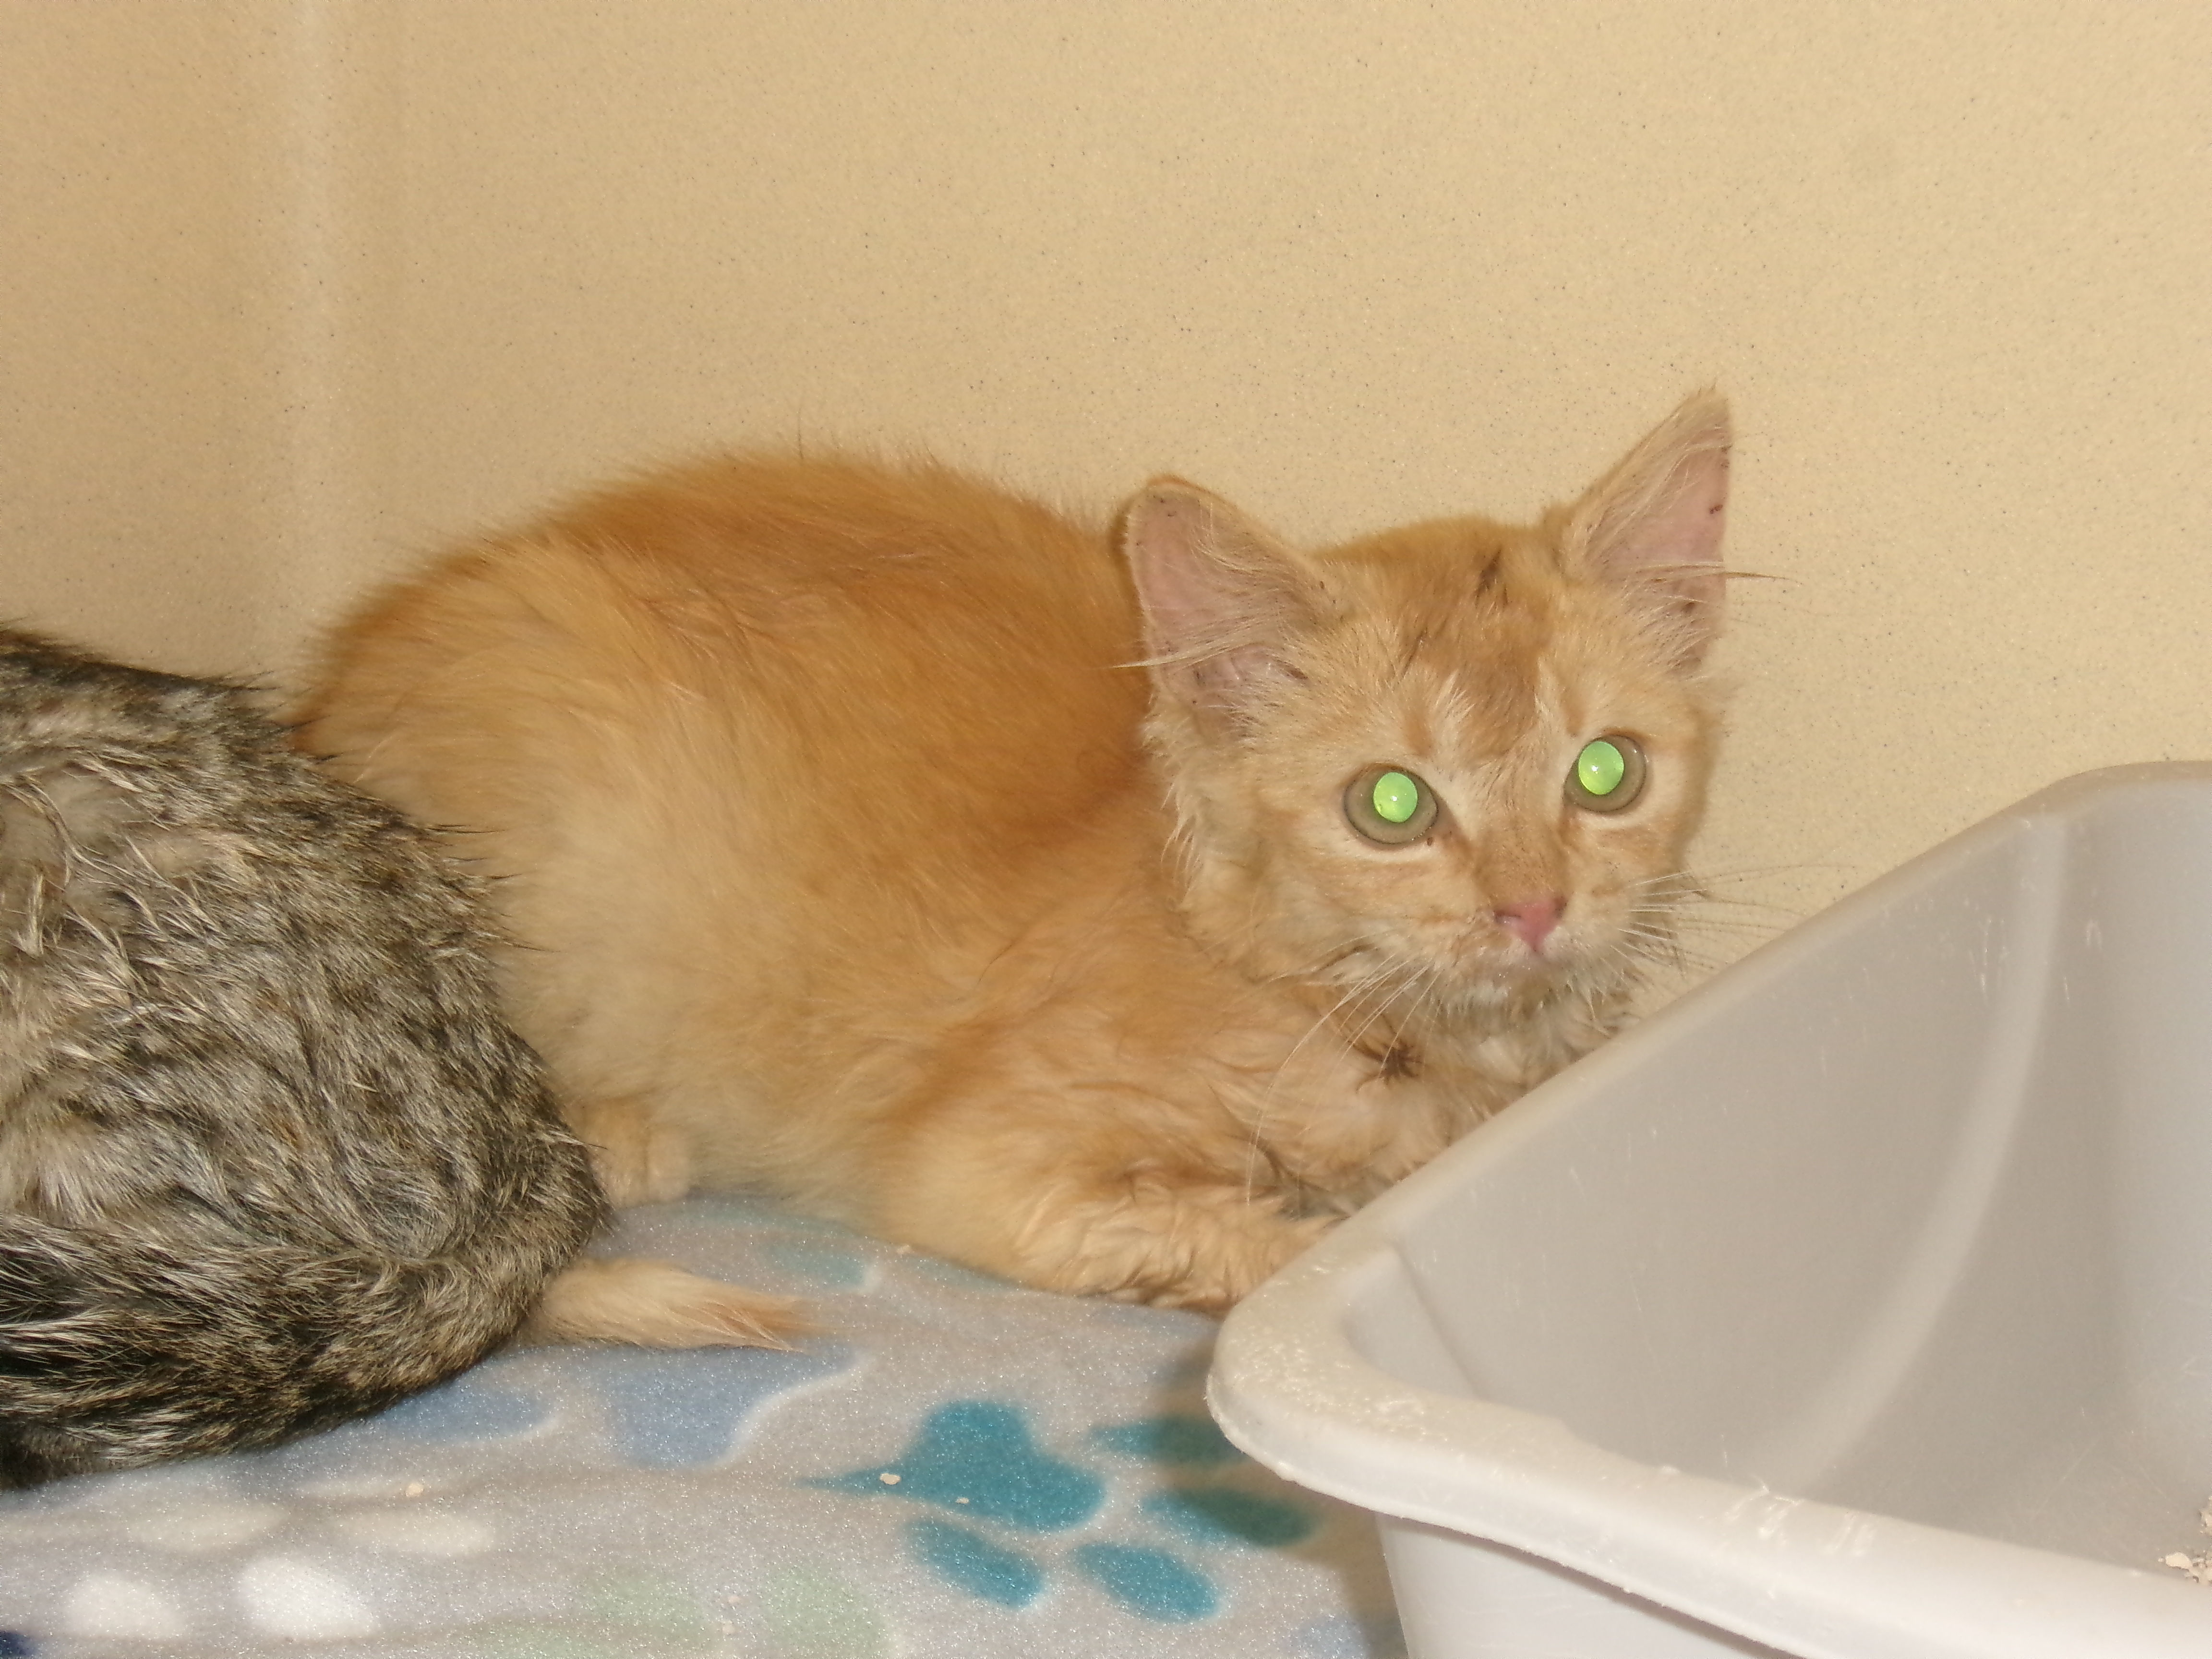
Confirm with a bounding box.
[1575,740,1627,797]
[1371,771,1421,824]
[1346,764,1438,845]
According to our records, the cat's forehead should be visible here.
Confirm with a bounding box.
[1320,514,1596,650]
[1308,518,1684,759]
[1322,515,1537,621]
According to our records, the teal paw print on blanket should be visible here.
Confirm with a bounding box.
[1069,1542,1218,1621]
[813,1401,1102,1529]
[1143,1485,1315,1548]
[812,1402,1319,1623]
[1097,1413,1312,1546]
[1089,1412,1244,1468]
[906,1518,1044,1608]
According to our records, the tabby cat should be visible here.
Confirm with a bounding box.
[0,629,608,1483]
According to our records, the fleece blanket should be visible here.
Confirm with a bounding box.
[0,1198,1403,1659]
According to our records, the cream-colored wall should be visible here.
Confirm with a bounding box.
[5,5,272,674]
[4,1,2209,947]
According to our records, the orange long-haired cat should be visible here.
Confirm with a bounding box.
[301,392,1731,1347]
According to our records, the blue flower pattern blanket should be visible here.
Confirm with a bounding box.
[0,1199,1403,1658]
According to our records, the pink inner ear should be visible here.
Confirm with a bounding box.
[1577,417,1731,666]
[1127,490,1233,664]
[1123,481,1317,729]
[1609,446,1728,582]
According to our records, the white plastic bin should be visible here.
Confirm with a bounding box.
[1210,765,2212,1659]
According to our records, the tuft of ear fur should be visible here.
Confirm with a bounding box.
[1121,480,1325,737]
[1563,389,1731,666]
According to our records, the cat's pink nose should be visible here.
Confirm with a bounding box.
[1492,896,1563,953]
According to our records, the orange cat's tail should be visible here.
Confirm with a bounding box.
[519,1257,806,1349]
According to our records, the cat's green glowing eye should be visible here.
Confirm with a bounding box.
[1346,766,1439,845]
[1577,741,1626,796]
[1566,735,1648,814]
[1371,771,1420,823]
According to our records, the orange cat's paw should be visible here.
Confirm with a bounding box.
[1145,1210,1339,1313]
[519,1256,808,1349]
[566,1100,696,1207]
[1010,1183,1338,1313]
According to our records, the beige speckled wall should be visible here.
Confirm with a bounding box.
[4,1,2210,948]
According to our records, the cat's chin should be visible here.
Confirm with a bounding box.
[1449,937,1574,989]
[1422,940,1631,1025]
[1404,957,1567,1022]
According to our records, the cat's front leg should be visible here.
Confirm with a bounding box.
[1026,1175,1337,1311]
[883,1158,1335,1313]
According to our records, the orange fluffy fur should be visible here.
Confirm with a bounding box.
[300,393,1732,1344]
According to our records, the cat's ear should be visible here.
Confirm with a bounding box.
[1122,479,1324,736]
[1563,390,1731,666]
